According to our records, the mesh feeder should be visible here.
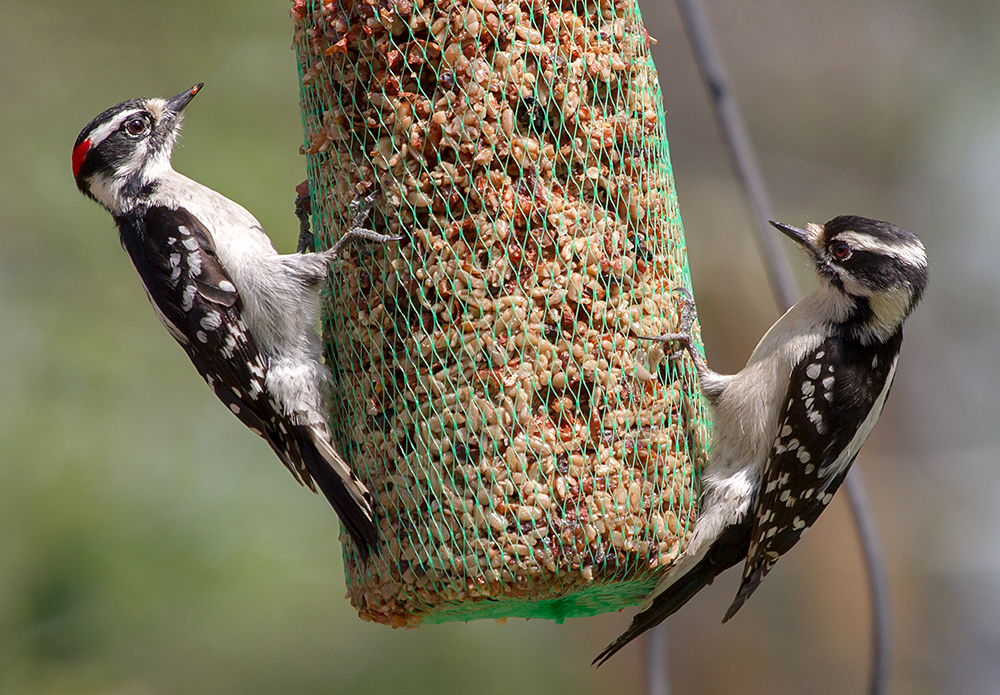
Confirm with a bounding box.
[292,0,708,627]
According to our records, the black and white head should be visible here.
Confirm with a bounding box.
[73,84,203,215]
[772,215,928,342]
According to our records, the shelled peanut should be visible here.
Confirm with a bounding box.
[293,0,707,625]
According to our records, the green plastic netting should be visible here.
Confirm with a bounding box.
[291,0,708,627]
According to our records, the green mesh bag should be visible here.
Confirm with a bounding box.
[291,0,708,627]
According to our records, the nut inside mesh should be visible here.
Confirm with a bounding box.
[293,0,708,626]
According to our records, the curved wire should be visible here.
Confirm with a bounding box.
[665,1,892,694]
[844,472,893,695]
[647,623,671,695]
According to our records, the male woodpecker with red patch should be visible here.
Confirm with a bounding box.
[73,84,397,557]
[595,215,927,664]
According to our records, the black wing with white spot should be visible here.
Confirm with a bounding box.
[120,205,321,489]
[722,330,902,622]
[117,205,377,555]
[119,206,284,461]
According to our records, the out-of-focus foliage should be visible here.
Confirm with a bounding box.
[0,0,994,693]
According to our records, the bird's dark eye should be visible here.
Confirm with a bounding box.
[124,117,148,137]
[831,241,852,261]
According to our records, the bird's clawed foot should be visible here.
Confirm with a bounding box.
[329,190,404,257]
[295,180,315,254]
[637,287,697,360]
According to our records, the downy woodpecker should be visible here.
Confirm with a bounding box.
[595,215,927,664]
[72,84,396,557]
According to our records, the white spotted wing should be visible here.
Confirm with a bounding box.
[722,330,902,621]
[121,205,309,486]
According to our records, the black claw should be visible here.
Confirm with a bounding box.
[295,184,314,253]
[636,287,697,359]
[672,287,697,340]
[347,190,377,224]
[330,190,403,257]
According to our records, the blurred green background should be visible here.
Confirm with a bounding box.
[0,0,994,693]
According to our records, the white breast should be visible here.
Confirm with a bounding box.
[152,171,319,359]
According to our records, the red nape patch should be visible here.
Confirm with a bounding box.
[72,138,91,178]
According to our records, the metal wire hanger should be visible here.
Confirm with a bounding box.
[644,2,893,694]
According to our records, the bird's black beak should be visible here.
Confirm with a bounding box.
[769,220,811,247]
[771,219,827,258]
[165,83,203,116]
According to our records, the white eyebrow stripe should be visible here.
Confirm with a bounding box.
[86,109,144,149]
[835,230,927,268]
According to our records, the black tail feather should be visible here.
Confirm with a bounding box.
[722,565,766,623]
[593,518,752,667]
[293,425,378,559]
[593,556,721,667]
